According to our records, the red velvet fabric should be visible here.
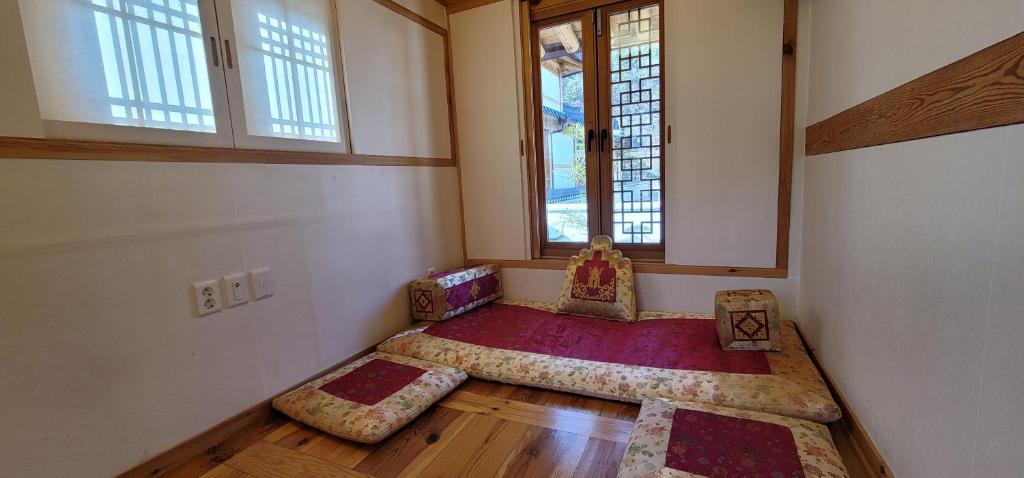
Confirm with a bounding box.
[666,409,804,477]
[423,303,770,374]
[319,359,427,405]
[446,272,500,309]
[570,251,618,302]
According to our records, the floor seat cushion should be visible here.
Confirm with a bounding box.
[619,398,849,478]
[378,299,841,423]
[272,352,467,443]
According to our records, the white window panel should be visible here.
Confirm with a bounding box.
[19,0,232,147]
[216,0,350,153]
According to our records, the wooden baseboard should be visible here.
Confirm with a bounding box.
[116,344,378,478]
[794,324,893,478]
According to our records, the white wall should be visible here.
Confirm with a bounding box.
[799,2,1024,477]
[0,0,463,476]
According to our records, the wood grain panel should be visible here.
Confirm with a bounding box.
[0,137,456,167]
[806,31,1024,156]
[464,258,789,278]
[225,441,372,478]
[502,427,590,478]
[352,407,468,477]
[571,437,628,478]
[438,390,636,443]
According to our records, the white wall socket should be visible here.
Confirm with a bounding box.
[249,267,274,300]
[192,280,221,317]
[222,272,250,308]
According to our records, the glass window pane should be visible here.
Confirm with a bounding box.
[21,0,217,133]
[608,5,661,244]
[538,20,587,243]
[230,0,340,142]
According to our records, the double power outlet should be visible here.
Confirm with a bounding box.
[192,268,274,317]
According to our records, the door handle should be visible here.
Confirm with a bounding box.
[587,129,595,152]
[599,128,608,152]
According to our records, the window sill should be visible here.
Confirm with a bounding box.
[466,258,788,278]
[0,136,456,167]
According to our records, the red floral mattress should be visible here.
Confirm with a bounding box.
[378,299,841,423]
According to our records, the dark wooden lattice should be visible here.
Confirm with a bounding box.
[609,6,661,244]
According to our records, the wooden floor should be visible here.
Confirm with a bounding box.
[162,379,871,478]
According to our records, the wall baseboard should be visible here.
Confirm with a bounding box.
[116,344,377,478]
[795,324,894,478]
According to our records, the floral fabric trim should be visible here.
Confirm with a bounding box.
[378,299,841,423]
[272,352,467,443]
[557,235,637,322]
[618,398,849,478]
[409,264,503,321]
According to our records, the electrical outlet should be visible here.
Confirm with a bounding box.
[192,279,221,317]
[249,267,274,300]
[222,272,250,308]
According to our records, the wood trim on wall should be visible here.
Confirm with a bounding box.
[441,0,506,15]
[0,137,455,167]
[795,324,894,478]
[465,258,788,278]
[806,31,1024,156]
[499,0,798,277]
[116,344,378,478]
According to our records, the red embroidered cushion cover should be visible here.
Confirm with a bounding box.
[557,236,637,322]
[272,352,467,443]
[409,264,503,321]
[619,398,849,478]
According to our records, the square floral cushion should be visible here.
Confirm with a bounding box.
[272,352,467,443]
[557,235,637,322]
[619,398,849,478]
[409,264,503,321]
[714,289,783,351]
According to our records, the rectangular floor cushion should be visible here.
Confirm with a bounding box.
[618,398,849,478]
[272,352,467,443]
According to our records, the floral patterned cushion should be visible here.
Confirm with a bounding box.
[557,236,637,322]
[271,352,467,443]
[715,289,783,351]
[378,299,842,423]
[619,398,849,478]
[409,264,503,321]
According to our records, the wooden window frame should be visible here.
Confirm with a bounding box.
[517,0,798,277]
[529,0,666,261]
[0,0,458,169]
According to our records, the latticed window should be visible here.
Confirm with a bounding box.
[532,0,664,259]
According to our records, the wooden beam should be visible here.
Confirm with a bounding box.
[442,0,506,15]
[371,0,447,36]
[0,137,455,167]
[465,258,788,278]
[806,31,1024,156]
[775,0,797,270]
[554,23,579,53]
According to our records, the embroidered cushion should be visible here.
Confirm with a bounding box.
[618,398,849,478]
[272,352,467,443]
[409,264,503,321]
[557,236,637,322]
[714,289,783,351]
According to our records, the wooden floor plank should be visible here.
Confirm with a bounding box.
[353,406,468,478]
[456,420,531,477]
[198,464,255,478]
[502,427,590,478]
[163,414,289,478]
[439,390,635,443]
[224,441,371,478]
[571,437,627,478]
[410,414,503,477]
